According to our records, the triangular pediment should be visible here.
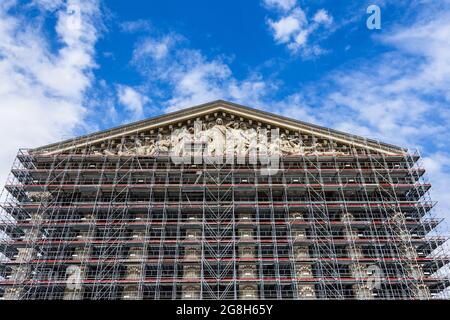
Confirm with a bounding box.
[30,100,405,156]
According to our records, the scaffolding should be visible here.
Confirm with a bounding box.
[0,122,449,300]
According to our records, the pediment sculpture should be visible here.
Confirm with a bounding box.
[68,117,353,157]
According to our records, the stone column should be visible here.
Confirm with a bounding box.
[122,265,143,300]
[352,283,374,300]
[185,229,200,241]
[121,231,145,300]
[181,285,200,299]
[239,229,253,241]
[239,264,256,279]
[297,284,316,299]
[4,210,41,300]
[239,246,255,259]
[413,284,431,300]
[63,264,85,300]
[3,248,35,300]
[239,284,258,299]
[239,212,253,222]
[64,228,93,300]
[291,218,315,300]
[184,247,200,261]
[181,226,201,299]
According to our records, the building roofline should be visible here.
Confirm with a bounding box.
[30,100,406,154]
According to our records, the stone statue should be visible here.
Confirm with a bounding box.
[90,146,103,155]
[143,137,156,155]
[235,122,250,156]
[171,126,192,156]
[304,142,319,155]
[225,121,239,155]
[204,122,215,156]
[103,148,115,156]
[254,127,268,156]
[280,134,300,155]
[269,134,281,156]
[133,136,147,155]
[116,140,128,156]
[210,118,227,156]
[170,128,182,155]
[155,133,171,153]
[247,128,257,155]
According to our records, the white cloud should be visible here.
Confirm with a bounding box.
[31,0,64,11]
[380,14,450,99]
[422,153,450,220]
[132,35,275,112]
[116,85,149,119]
[289,29,309,48]
[264,4,334,57]
[423,153,450,176]
[133,35,180,61]
[324,10,450,146]
[263,0,297,12]
[268,8,306,43]
[313,9,333,25]
[0,0,100,187]
[164,52,271,112]
[120,19,151,33]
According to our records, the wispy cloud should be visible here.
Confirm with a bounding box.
[120,19,152,33]
[262,0,297,12]
[131,33,276,112]
[0,0,101,185]
[268,8,307,43]
[313,9,333,25]
[116,84,149,120]
[263,1,334,57]
[132,34,182,61]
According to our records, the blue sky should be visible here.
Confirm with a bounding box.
[0,0,450,222]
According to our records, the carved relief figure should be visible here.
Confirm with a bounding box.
[116,140,128,156]
[304,142,319,155]
[236,122,250,156]
[156,133,171,153]
[225,121,239,155]
[143,137,156,155]
[204,122,215,156]
[210,118,227,156]
[171,126,193,157]
[103,148,115,156]
[247,128,258,158]
[133,136,146,155]
[79,117,353,157]
[269,134,281,156]
[280,134,301,155]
